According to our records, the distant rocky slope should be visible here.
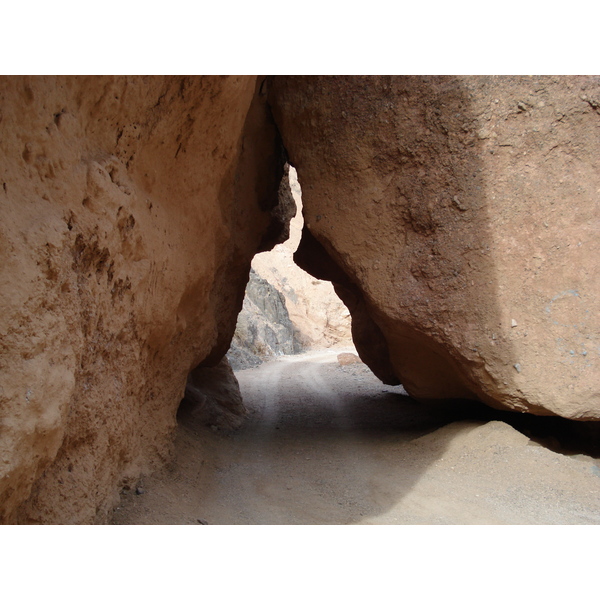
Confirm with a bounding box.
[227,166,353,370]
[227,268,303,370]
[250,167,353,351]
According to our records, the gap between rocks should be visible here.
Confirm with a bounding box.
[113,165,600,525]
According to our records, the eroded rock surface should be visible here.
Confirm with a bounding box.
[227,268,303,370]
[0,75,287,523]
[251,166,353,351]
[2,74,600,525]
[269,75,600,419]
[180,357,246,431]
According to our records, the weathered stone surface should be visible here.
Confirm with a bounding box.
[251,166,353,351]
[337,352,362,366]
[227,268,303,370]
[269,75,600,420]
[3,74,600,525]
[0,75,286,523]
[180,356,246,430]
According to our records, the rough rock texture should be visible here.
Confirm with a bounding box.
[337,352,362,366]
[270,75,600,420]
[251,166,353,349]
[180,357,246,430]
[228,165,352,370]
[226,268,303,370]
[0,75,288,523]
[3,74,600,525]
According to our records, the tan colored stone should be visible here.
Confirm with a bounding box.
[337,352,362,366]
[0,75,286,523]
[181,357,246,431]
[270,75,600,420]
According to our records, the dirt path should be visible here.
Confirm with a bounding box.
[112,350,600,525]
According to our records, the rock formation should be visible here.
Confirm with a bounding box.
[0,75,290,523]
[226,268,303,370]
[269,75,600,420]
[1,74,599,524]
[180,357,246,430]
[251,166,353,350]
[227,165,353,370]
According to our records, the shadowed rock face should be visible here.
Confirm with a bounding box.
[181,356,247,431]
[269,75,600,420]
[0,75,287,523]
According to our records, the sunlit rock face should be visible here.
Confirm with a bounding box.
[0,75,288,523]
[269,75,600,420]
[227,267,303,370]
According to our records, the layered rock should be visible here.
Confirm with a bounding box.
[0,75,288,523]
[226,268,303,370]
[269,75,600,420]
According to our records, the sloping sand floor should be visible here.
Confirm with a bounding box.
[112,350,600,525]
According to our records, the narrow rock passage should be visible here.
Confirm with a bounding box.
[112,351,600,525]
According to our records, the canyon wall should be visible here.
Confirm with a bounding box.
[228,165,353,370]
[269,75,600,420]
[227,268,303,370]
[0,75,289,523]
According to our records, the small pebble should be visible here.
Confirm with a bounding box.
[197,519,209,525]
[514,363,522,373]
[135,487,145,495]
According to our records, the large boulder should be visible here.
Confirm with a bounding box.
[269,75,600,420]
[0,75,288,523]
[180,356,246,431]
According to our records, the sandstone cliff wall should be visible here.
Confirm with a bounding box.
[270,75,600,420]
[0,75,288,523]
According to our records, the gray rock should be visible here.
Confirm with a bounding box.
[182,356,247,431]
[226,269,304,370]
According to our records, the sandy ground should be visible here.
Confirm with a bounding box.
[111,349,600,525]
